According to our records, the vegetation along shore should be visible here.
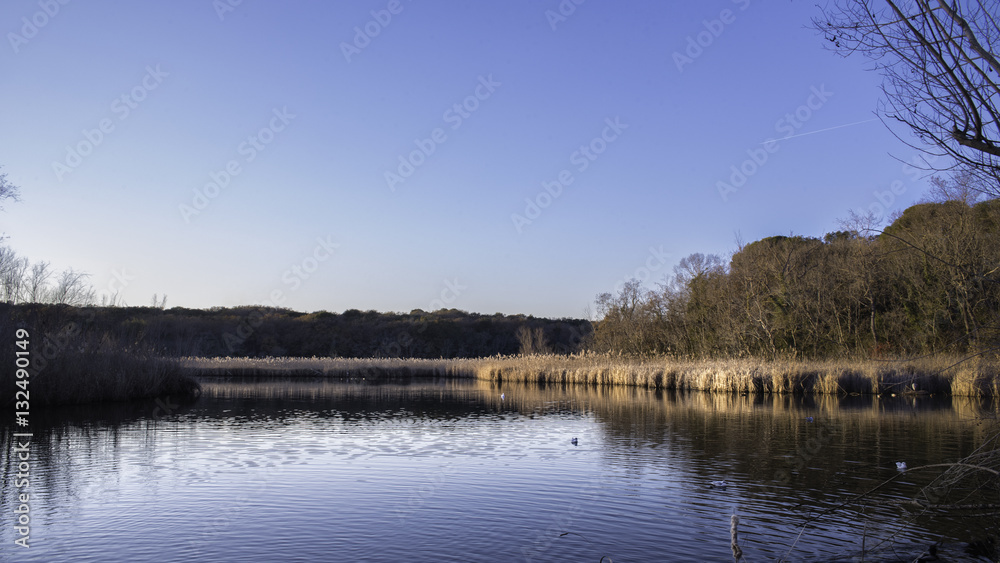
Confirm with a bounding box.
[182,354,999,398]
[2,191,998,405]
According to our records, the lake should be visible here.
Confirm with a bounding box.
[1,377,996,562]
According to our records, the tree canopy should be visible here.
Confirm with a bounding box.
[591,197,1000,359]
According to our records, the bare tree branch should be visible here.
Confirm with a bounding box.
[814,1,1000,194]
[0,166,20,212]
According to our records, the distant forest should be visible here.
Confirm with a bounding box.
[3,304,591,359]
[3,191,998,362]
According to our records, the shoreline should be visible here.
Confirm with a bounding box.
[180,354,1000,397]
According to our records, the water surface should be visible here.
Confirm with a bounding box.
[1,377,996,562]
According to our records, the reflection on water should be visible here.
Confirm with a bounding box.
[1,377,996,562]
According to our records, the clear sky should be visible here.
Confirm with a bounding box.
[0,0,937,319]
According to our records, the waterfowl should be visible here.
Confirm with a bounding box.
[896,461,908,471]
[916,544,939,562]
[709,480,728,490]
[570,437,578,446]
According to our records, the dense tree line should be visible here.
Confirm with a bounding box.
[2,303,592,359]
[0,242,589,359]
[592,192,1000,359]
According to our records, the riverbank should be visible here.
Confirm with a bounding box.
[11,350,201,407]
[181,353,1000,397]
[1,309,202,406]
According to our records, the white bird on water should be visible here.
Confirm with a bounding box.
[500,393,505,401]
[896,461,908,471]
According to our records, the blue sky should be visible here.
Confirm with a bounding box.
[0,0,937,318]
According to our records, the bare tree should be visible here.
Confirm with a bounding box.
[100,291,126,307]
[25,261,52,303]
[516,325,535,355]
[0,166,20,212]
[151,293,168,309]
[516,325,550,355]
[49,269,95,306]
[594,279,656,354]
[531,327,549,354]
[0,246,28,303]
[815,0,1000,194]
[673,253,725,287]
[922,170,991,203]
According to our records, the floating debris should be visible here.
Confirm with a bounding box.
[915,544,939,562]
[805,416,814,422]
[710,480,728,490]
[730,514,743,562]
[896,461,908,471]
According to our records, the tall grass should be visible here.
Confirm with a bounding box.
[484,354,1000,397]
[1,311,201,407]
[22,349,200,407]
[183,355,480,378]
[181,353,1000,397]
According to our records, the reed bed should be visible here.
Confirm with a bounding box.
[182,355,481,378]
[181,353,1000,397]
[3,348,200,407]
[37,351,198,406]
[472,354,999,397]
[1,312,201,407]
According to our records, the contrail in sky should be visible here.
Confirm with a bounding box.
[764,118,879,144]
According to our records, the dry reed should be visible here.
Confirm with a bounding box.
[181,353,1000,397]
[8,349,199,407]
[1,312,201,406]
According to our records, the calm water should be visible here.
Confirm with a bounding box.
[1,377,996,562]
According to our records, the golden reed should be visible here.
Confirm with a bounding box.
[182,353,1000,397]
